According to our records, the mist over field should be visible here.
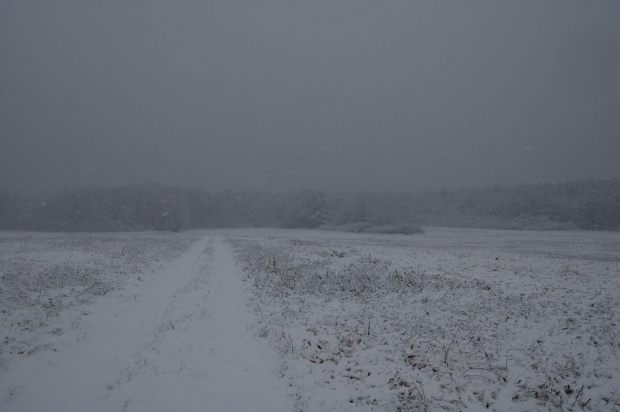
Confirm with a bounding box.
[1,1,619,195]
[2,4,620,410]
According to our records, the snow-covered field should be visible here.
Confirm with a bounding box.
[1,228,619,411]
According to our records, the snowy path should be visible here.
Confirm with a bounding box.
[3,236,292,412]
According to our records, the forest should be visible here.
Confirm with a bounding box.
[0,179,619,232]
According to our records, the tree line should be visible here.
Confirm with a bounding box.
[0,184,330,232]
[0,179,618,232]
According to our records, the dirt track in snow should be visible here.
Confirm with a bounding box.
[2,235,292,412]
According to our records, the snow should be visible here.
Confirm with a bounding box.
[1,228,619,411]
[1,233,292,411]
[229,228,620,411]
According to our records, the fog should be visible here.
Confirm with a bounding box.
[1,1,619,193]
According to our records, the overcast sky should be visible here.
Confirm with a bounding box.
[1,1,619,193]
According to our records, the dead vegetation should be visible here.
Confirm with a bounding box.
[231,231,620,411]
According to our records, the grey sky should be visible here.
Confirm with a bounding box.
[1,1,619,193]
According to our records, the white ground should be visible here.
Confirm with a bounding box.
[1,234,292,411]
[1,228,619,411]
